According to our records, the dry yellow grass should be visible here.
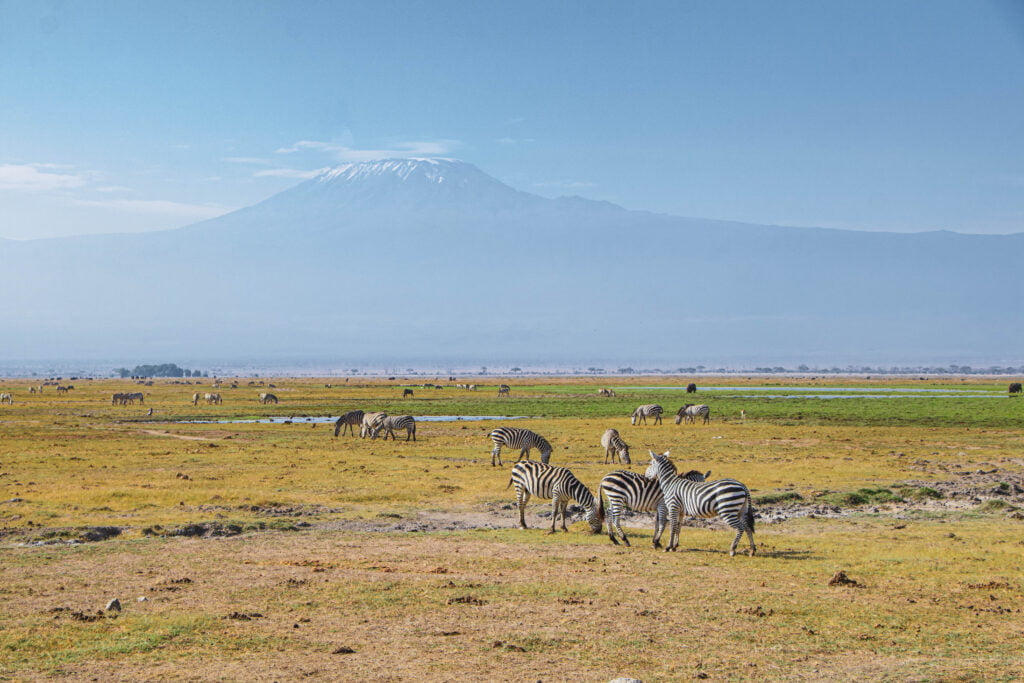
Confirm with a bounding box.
[1,376,1022,681]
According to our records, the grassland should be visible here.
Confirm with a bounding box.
[1,376,1022,681]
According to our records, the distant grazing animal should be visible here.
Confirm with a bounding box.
[371,415,416,441]
[507,460,603,534]
[686,383,697,393]
[258,392,279,405]
[1010,383,1022,396]
[0,393,12,405]
[599,465,708,547]
[631,404,663,426]
[489,427,552,467]
[403,388,414,398]
[127,392,144,405]
[146,408,153,416]
[204,392,222,405]
[598,388,616,397]
[600,428,631,465]
[333,410,365,437]
[647,450,755,556]
[497,384,511,397]
[29,387,36,394]
[55,386,68,394]
[192,392,200,406]
[675,404,711,425]
[360,412,388,438]
[740,409,746,421]
[467,384,476,391]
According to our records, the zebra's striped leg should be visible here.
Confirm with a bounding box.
[652,503,667,549]
[666,505,680,552]
[492,447,502,467]
[606,513,620,545]
[517,490,530,529]
[614,515,631,546]
[729,529,743,557]
[547,497,560,534]
[560,500,570,532]
[746,529,756,556]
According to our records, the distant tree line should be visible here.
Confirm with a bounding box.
[591,365,1024,375]
[114,364,207,378]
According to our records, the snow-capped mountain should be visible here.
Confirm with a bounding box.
[0,158,1021,365]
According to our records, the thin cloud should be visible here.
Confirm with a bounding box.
[221,156,273,165]
[0,164,86,192]
[71,198,233,219]
[253,167,329,179]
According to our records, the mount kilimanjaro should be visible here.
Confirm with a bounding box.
[2,158,1021,365]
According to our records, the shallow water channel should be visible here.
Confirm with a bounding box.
[178,415,530,425]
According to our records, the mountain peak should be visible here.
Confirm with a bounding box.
[314,158,478,185]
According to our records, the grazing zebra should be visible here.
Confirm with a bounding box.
[599,466,708,547]
[29,387,36,394]
[646,450,756,556]
[598,388,616,397]
[56,385,69,394]
[467,384,476,391]
[1010,382,1022,396]
[600,428,631,465]
[686,383,697,393]
[507,460,603,534]
[403,388,414,398]
[371,415,416,441]
[497,384,511,397]
[488,427,552,467]
[333,410,365,437]
[675,404,711,425]
[191,392,200,406]
[204,392,222,405]
[631,404,663,425]
[360,411,388,438]
[258,392,279,404]
[0,393,12,405]
[127,392,145,405]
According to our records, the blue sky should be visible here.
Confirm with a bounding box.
[1,1,1022,239]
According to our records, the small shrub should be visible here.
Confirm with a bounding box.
[819,488,903,507]
[977,499,1016,513]
[897,486,943,501]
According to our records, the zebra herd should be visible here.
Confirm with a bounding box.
[332,410,417,441]
[508,450,755,556]
[630,403,712,426]
[111,392,145,405]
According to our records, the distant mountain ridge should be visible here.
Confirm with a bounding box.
[1,158,1021,365]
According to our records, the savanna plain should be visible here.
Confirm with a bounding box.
[1,376,1022,682]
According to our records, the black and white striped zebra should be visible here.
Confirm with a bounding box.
[333,410,365,437]
[646,450,756,556]
[599,466,709,547]
[675,403,710,425]
[507,460,603,534]
[630,404,663,425]
[497,384,511,397]
[488,427,552,467]
[371,414,417,441]
[360,411,388,438]
[600,428,631,465]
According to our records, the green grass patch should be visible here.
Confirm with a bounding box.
[754,491,804,505]
[818,487,903,507]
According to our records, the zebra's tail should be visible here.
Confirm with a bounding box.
[744,497,756,532]
[506,474,514,490]
[598,492,605,519]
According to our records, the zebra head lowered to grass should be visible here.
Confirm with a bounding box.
[507,460,603,534]
[675,403,710,425]
[370,414,416,441]
[489,427,552,467]
[600,428,630,465]
[630,404,663,426]
[646,450,755,557]
[598,466,708,548]
[333,410,364,437]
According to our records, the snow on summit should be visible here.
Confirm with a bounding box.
[316,158,467,184]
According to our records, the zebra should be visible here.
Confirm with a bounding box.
[333,410,365,437]
[371,415,416,441]
[507,460,603,534]
[258,392,279,404]
[598,388,616,397]
[489,427,552,467]
[600,428,631,465]
[127,392,145,405]
[675,404,710,425]
[646,450,756,556]
[360,411,387,438]
[497,384,511,397]
[204,392,222,405]
[631,404,663,425]
[599,466,708,547]
[0,393,12,405]
[191,392,200,406]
